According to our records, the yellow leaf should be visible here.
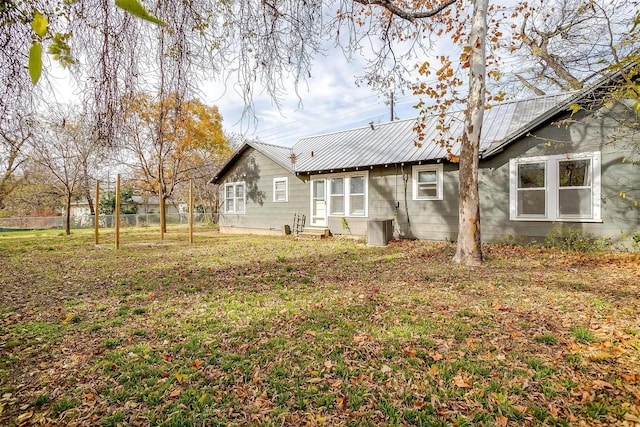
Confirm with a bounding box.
[28,42,42,85]
[198,393,207,404]
[32,12,48,37]
[568,103,581,115]
[61,312,76,325]
[115,0,166,26]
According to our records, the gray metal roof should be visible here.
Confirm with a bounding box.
[247,140,295,172]
[291,93,573,173]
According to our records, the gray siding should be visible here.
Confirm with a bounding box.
[217,148,308,234]
[216,105,639,248]
[478,107,639,247]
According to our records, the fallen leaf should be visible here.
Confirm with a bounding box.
[403,347,417,357]
[16,411,33,423]
[452,374,472,388]
[592,379,614,390]
[380,364,392,374]
[495,413,508,427]
[168,389,181,399]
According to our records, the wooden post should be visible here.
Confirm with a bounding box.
[159,176,165,240]
[95,180,100,245]
[189,179,194,244]
[115,174,120,250]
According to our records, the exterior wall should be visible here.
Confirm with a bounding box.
[217,148,309,234]
[364,165,460,241]
[217,105,639,248]
[479,106,640,248]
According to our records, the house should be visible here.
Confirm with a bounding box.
[69,195,181,226]
[212,67,640,248]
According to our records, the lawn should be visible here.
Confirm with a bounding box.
[0,229,639,426]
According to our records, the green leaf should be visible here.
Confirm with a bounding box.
[32,11,48,37]
[29,42,43,85]
[115,0,166,26]
[48,33,77,67]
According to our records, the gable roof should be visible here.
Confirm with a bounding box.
[212,62,635,183]
[212,140,294,184]
[291,93,572,173]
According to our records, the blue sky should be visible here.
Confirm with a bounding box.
[201,45,426,148]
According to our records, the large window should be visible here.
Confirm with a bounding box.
[324,173,367,217]
[412,164,444,200]
[273,177,288,202]
[224,182,246,214]
[510,152,601,221]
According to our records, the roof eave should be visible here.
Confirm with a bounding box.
[482,61,637,159]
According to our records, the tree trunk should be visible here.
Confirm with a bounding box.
[452,0,487,266]
[65,191,72,236]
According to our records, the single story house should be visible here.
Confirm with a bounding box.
[69,195,181,226]
[212,67,639,248]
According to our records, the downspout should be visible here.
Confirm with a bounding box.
[402,165,411,238]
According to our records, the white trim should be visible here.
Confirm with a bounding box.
[509,152,601,222]
[273,177,288,203]
[310,178,327,227]
[224,181,246,214]
[310,171,369,218]
[412,164,444,201]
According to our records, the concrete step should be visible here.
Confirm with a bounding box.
[296,228,331,240]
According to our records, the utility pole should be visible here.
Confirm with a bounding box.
[389,91,395,122]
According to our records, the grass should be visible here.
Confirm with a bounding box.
[0,229,639,426]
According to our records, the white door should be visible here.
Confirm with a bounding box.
[311,179,327,227]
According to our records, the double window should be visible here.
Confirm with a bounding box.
[412,164,444,200]
[273,177,288,202]
[510,152,601,221]
[326,173,367,217]
[224,182,246,214]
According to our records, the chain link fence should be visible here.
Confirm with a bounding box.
[0,213,218,231]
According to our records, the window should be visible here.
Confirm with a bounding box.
[330,178,345,215]
[349,176,365,216]
[412,164,444,200]
[273,177,288,202]
[224,182,246,214]
[322,172,367,217]
[510,152,601,222]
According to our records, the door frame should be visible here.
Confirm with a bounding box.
[310,178,327,227]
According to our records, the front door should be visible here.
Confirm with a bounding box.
[311,179,327,227]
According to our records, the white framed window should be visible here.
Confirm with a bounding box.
[273,177,288,202]
[319,172,368,218]
[329,177,345,215]
[224,182,246,214]
[412,164,444,200]
[509,152,601,222]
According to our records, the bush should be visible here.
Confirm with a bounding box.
[543,224,611,253]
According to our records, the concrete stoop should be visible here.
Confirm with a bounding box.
[296,228,331,240]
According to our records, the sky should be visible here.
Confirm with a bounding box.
[48,45,425,149]
[201,50,425,148]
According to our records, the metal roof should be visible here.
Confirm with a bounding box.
[213,60,636,183]
[247,140,295,172]
[291,93,573,173]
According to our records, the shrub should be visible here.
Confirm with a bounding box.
[544,224,611,253]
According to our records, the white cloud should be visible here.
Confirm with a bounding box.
[202,43,423,147]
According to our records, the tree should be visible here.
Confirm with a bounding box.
[0,113,33,211]
[500,0,638,96]
[29,110,99,235]
[120,93,232,232]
